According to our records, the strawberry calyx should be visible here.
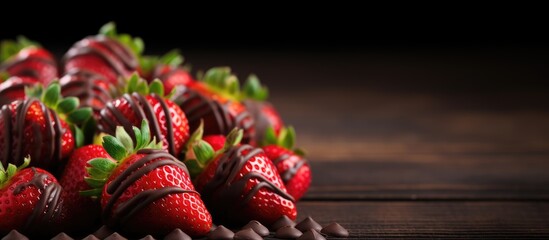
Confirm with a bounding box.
[99,22,144,58]
[182,121,243,179]
[0,157,30,189]
[25,82,93,148]
[123,72,176,99]
[81,120,163,197]
[262,126,305,156]
[241,74,269,101]
[0,36,40,62]
[200,67,242,101]
[140,49,185,78]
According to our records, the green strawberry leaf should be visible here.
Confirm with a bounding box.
[102,134,127,161]
[56,97,79,114]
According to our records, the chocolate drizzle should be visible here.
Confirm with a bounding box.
[63,36,137,81]
[60,69,116,114]
[0,54,56,83]
[13,168,63,232]
[273,153,308,183]
[99,93,178,156]
[0,98,63,170]
[201,145,294,224]
[103,149,199,227]
[175,88,255,144]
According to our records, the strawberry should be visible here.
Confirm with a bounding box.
[183,125,297,227]
[240,74,285,144]
[60,69,117,117]
[0,82,92,172]
[98,74,190,157]
[173,67,256,145]
[62,22,142,90]
[0,37,58,105]
[0,76,39,106]
[0,158,64,237]
[83,120,212,237]
[59,144,114,234]
[261,126,311,201]
[139,49,194,93]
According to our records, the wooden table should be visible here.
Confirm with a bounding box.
[186,48,549,239]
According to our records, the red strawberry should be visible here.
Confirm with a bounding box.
[261,126,311,200]
[0,37,58,105]
[98,75,190,157]
[62,22,141,89]
[0,76,39,106]
[183,125,297,227]
[59,144,114,234]
[83,120,212,237]
[0,82,92,172]
[139,49,194,93]
[174,67,256,145]
[0,158,64,237]
[60,69,116,117]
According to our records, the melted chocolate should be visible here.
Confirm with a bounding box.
[320,223,349,237]
[164,229,191,240]
[175,88,255,144]
[295,217,322,232]
[274,153,308,183]
[13,168,63,233]
[271,215,296,231]
[103,149,199,228]
[63,36,137,82]
[233,228,262,240]
[275,226,302,239]
[99,93,178,156]
[60,69,115,114]
[242,220,269,237]
[207,225,234,240]
[0,98,63,170]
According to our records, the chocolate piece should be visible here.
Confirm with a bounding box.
[81,235,100,240]
[271,215,296,231]
[297,230,326,240]
[233,228,262,240]
[207,225,234,240]
[50,233,73,240]
[275,226,302,239]
[321,222,349,237]
[12,168,63,233]
[201,145,295,225]
[1,230,28,240]
[93,225,114,239]
[139,235,155,240]
[164,229,191,240]
[242,220,269,237]
[1,98,63,170]
[175,87,255,144]
[99,93,179,156]
[104,233,127,240]
[295,217,322,232]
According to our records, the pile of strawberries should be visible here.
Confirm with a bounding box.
[0,23,311,238]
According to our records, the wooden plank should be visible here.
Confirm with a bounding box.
[297,201,549,239]
[303,159,549,200]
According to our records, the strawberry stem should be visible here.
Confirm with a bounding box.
[0,36,40,62]
[122,72,173,98]
[262,126,298,151]
[99,22,144,57]
[0,157,30,189]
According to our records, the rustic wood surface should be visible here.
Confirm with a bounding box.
[185,49,549,239]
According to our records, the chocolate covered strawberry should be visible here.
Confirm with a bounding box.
[0,37,58,105]
[0,82,91,171]
[59,144,114,234]
[98,74,190,156]
[241,74,285,143]
[261,126,311,200]
[183,125,297,226]
[140,49,194,93]
[61,23,141,116]
[83,121,212,237]
[174,67,256,144]
[0,158,64,237]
